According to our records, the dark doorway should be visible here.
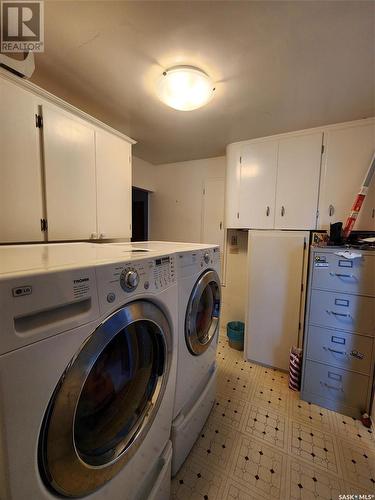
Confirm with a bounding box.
[132,187,149,241]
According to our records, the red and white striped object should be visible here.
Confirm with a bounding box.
[343,151,375,239]
[288,346,302,391]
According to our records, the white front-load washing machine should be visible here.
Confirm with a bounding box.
[0,243,178,500]
[103,242,222,474]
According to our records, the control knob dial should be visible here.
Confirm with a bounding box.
[120,268,140,292]
[203,252,210,264]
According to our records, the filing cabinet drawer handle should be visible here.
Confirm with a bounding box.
[329,272,355,279]
[322,346,346,356]
[326,310,352,318]
[320,381,343,392]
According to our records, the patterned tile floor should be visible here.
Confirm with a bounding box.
[171,333,375,499]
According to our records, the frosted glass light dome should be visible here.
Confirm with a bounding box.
[157,66,214,111]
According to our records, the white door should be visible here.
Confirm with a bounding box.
[275,132,323,230]
[0,78,44,243]
[318,120,375,230]
[239,140,278,228]
[202,178,225,249]
[96,129,132,239]
[42,104,97,240]
[245,230,308,370]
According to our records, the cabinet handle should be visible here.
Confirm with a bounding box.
[90,233,98,239]
[320,381,343,392]
[329,204,335,217]
[329,272,355,279]
[219,221,223,230]
[322,346,347,356]
[281,206,285,217]
[326,310,352,318]
[372,208,375,219]
[266,206,270,217]
[99,233,106,239]
[237,212,240,219]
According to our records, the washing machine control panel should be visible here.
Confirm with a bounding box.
[199,247,220,267]
[120,268,140,292]
[152,255,175,289]
[96,255,176,310]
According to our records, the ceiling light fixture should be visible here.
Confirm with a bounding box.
[157,66,215,111]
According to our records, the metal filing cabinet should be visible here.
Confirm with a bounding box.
[301,246,375,418]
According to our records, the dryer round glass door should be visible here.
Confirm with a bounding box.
[185,269,221,355]
[38,300,172,498]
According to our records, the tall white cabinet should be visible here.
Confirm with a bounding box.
[245,230,309,370]
[0,78,44,243]
[0,71,135,243]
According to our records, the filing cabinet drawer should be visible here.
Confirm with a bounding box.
[312,252,375,296]
[303,360,369,410]
[309,289,375,335]
[306,326,374,375]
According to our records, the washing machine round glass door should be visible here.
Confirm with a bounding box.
[185,269,221,355]
[38,300,172,498]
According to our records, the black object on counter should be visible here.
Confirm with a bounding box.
[329,222,343,245]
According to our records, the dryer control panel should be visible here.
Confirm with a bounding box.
[179,247,220,277]
[96,255,176,312]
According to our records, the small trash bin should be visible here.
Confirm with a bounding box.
[227,321,245,351]
[289,346,303,391]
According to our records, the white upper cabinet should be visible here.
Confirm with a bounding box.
[318,120,375,230]
[96,129,132,239]
[357,171,375,231]
[225,143,241,228]
[275,132,323,229]
[0,72,134,244]
[42,103,97,241]
[0,78,44,242]
[226,131,323,230]
[239,140,278,229]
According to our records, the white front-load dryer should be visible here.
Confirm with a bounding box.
[0,244,177,500]
[171,246,221,474]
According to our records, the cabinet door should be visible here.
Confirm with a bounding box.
[357,173,375,231]
[319,121,375,230]
[225,143,241,228]
[245,230,308,370]
[96,129,132,239]
[42,104,97,240]
[275,132,323,230]
[0,78,44,242]
[239,140,278,228]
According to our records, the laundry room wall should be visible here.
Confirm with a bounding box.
[148,156,226,243]
[136,153,244,329]
[132,156,157,192]
[221,229,248,327]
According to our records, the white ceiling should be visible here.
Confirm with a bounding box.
[31,1,375,164]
